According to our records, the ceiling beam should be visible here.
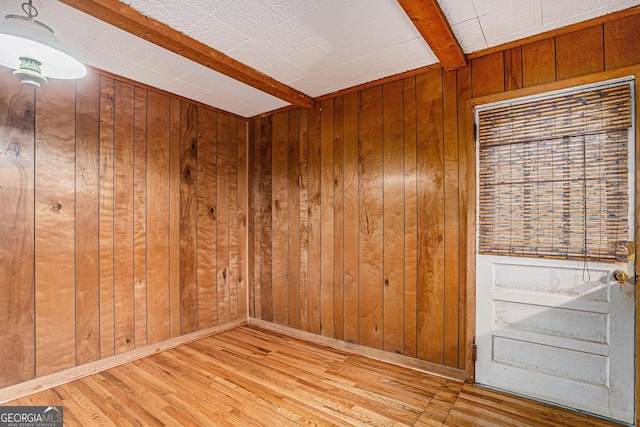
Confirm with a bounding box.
[58,0,315,108]
[396,0,467,71]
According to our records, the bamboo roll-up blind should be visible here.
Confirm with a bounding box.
[478,83,632,262]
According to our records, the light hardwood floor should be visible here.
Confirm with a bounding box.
[2,326,620,426]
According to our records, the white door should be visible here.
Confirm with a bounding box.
[476,256,635,423]
[475,79,636,424]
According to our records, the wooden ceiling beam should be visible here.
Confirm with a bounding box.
[58,0,315,108]
[396,0,467,71]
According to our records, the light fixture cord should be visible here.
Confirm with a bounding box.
[22,0,38,19]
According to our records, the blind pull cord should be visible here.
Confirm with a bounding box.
[582,136,591,283]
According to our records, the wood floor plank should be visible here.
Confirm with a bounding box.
[415,382,463,426]
[88,374,166,426]
[67,379,137,427]
[182,334,402,425]
[54,382,117,426]
[451,384,618,427]
[170,346,336,426]
[27,391,83,427]
[156,349,307,426]
[1,326,622,427]
[204,332,427,423]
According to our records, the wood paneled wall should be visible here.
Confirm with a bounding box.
[0,10,637,391]
[0,69,248,389]
[249,70,467,367]
[248,13,640,369]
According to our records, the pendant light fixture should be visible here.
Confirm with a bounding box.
[0,0,86,87]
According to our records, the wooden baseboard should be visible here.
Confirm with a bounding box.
[0,319,247,404]
[247,318,466,382]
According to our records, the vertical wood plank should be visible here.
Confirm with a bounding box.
[287,110,301,329]
[179,101,198,334]
[75,72,100,365]
[237,119,249,320]
[252,120,262,319]
[416,68,445,364]
[504,47,523,91]
[0,76,35,386]
[133,87,148,347]
[604,14,640,70]
[98,76,115,359]
[146,91,170,344]
[35,79,76,375]
[168,97,182,337]
[320,99,335,337]
[443,70,460,368]
[229,117,239,321]
[358,86,384,349]
[382,80,405,354]
[402,77,418,358]
[471,52,504,97]
[457,65,472,370]
[248,121,258,318]
[307,105,321,334]
[271,111,289,325]
[217,113,230,325]
[556,26,604,80]
[333,97,345,341]
[343,92,359,344]
[197,108,217,328]
[111,82,136,354]
[298,110,309,331]
[113,81,135,354]
[464,92,477,378]
[522,39,556,87]
[260,117,273,321]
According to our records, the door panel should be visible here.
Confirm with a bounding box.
[476,255,635,423]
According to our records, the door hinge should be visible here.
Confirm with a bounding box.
[472,343,478,362]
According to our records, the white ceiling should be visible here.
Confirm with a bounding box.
[1,0,638,117]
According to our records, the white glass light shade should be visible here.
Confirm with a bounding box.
[0,15,86,80]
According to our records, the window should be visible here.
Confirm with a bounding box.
[477,82,633,262]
